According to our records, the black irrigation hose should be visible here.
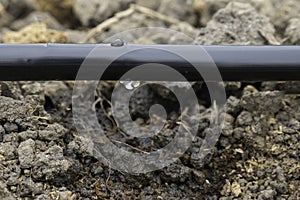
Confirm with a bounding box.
[0,43,300,81]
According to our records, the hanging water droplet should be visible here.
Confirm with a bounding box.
[131,81,140,88]
[120,80,141,90]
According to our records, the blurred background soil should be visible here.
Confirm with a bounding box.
[0,0,300,199]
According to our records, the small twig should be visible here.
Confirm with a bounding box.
[131,4,180,25]
[92,97,102,112]
[105,161,112,192]
[258,29,280,45]
[82,6,135,42]
[82,4,181,43]
[111,139,150,155]
[94,88,124,135]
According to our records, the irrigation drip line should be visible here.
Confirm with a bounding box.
[0,43,300,81]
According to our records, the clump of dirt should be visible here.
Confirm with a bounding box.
[0,2,13,28]
[267,0,300,33]
[194,0,273,25]
[33,0,73,24]
[156,0,197,26]
[10,11,64,31]
[195,0,300,35]
[73,0,133,27]
[285,18,300,44]
[3,23,68,43]
[0,0,33,18]
[195,2,278,45]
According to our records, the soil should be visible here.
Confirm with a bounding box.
[1,0,300,199]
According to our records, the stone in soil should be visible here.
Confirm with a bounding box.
[194,0,272,25]
[73,0,133,27]
[195,2,276,45]
[195,0,300,33]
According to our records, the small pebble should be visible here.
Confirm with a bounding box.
[3,122,18,133]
